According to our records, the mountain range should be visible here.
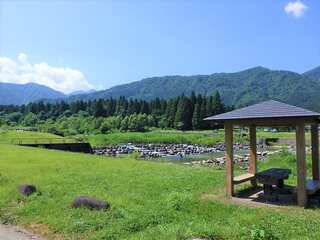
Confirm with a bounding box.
[70,66,320,111]
[0,82,65,105]
[303,66,320,82]
[0,83,97,105]
[1,66,320,110]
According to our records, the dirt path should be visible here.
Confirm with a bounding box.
[0,224,44,240]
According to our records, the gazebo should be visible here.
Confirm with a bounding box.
[205,100,320,207]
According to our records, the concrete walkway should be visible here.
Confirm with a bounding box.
[0,225,44,240]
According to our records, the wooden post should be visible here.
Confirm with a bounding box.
[225,123,234,197]
[311,124,319,181]
[249,126,257,186]
[296,123,307,207]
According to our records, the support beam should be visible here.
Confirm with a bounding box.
[296,123,307,207]
[249,126,257,172]
[249,126,257,186]
[225,123,234,197]
[311,124,319,181]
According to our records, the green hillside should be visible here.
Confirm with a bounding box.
[70,66,320,111]
[304,66,320,81]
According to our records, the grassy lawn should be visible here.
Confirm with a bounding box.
[0,130,76,144]
[257,131,301,139]
[1,145,320,239]
[0,128,301,146]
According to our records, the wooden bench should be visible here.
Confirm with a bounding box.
[233,173,255,185]
[306,179,320,195]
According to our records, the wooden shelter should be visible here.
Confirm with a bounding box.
[205,100,320,207]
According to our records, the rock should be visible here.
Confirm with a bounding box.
[17,184,37,196]
[71,196,110,210]
[216,157,225,164]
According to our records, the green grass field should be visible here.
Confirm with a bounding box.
[0,130,77,144]
[86,129,243,146]
[257,131,306,139]
[1,144,320,239]
[0,128,301,147]
[85,129,304,147]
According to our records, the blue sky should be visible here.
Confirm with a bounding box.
[0,0,319,93]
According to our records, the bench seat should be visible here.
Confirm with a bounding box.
[233,173,255,185]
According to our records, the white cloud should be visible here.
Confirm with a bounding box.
[17,53,28,63]
[0,53,93,94]
[284,1,308,18]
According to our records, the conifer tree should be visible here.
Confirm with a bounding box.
[174,97,192,130]
[199,98,208,129]
[192,103,200,130]
[211,90,224,115]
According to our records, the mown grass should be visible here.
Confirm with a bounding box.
[1,145,320,239]
[257,131,305,139]
[0,130,76,144]
[0,128,300,146]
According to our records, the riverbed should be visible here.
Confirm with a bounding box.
[93,143,279,166]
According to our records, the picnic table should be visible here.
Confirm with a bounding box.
[256,168,291,195]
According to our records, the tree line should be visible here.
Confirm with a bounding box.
[0,91,230,135]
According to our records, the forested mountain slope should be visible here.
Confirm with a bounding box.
[70,66,320,111]
[304,66,320,82]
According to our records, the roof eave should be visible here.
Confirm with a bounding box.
[204,116,320,127]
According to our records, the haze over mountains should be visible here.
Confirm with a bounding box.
[1,66,320,110]
[0,82,65,105]
[0,83,96,105]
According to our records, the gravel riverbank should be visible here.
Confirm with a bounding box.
[93,143,277,165]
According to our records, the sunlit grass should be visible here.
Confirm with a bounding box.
[0,130,76,144]
[1,145,320,239]
[85,129,251,146]
[84,129,305,147]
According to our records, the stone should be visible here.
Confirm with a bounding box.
[17,184,37,196]
[71,196,110,210]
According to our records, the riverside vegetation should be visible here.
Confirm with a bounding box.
[0,91,228,136]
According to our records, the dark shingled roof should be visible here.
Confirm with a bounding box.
[204,100,320,121]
